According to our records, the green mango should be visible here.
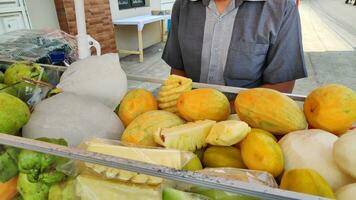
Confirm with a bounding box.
[0,93,30,135]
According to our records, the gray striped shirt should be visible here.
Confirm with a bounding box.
[200,0,238,85]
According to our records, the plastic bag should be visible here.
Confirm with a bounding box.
[22,93,124,147]
[196,168,278,188]
[57,54,128,110]
[0,29,78,64]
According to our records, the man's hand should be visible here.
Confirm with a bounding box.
[260,80,295,93]
[171,68,186,77]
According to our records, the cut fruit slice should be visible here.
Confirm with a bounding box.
[76,174,162,200]
[159,100,178,109]
[162,188,211,200]
[158,75,193,114]
[83,138,196,185]
[159,93,181,103]
[154,120,216,151]
[85,139,194,169]
[206,120,251,146]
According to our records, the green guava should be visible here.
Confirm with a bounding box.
[0,93,30,135]
[4,62,48,97]
[4,62,48,85]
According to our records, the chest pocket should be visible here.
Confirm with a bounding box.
[225,40,269,81]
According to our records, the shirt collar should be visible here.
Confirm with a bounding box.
[190,0,266,8]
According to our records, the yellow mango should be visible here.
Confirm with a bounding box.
[118,89,158,127]
[235,88,307,135]
[280,169,335,199]
[121,110,185,146]
[177,88,230,122]
[241,129,284,177]
[304,84,356,135]
[203,146,245,169]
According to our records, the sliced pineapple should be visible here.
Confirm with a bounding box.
[206,120,251,146]
[83,138,196,185]
[158,93,181,103]
[158,100,178,109]
[161,106,178,113]
[158,75,193,113]
[154,120,216,152]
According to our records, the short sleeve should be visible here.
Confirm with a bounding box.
[162,0,184,70]
[263,0,307,84]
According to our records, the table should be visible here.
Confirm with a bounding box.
[113,15,170,62]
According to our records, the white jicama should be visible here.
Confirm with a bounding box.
[278,129,355,191]
[57,53,127,110]
[336,183,356,200]
[22,92,124,146]
[333,130,356,179]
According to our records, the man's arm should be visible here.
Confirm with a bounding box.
[262,0,307,93]
[171,68,186,77]
[261,80,295,93]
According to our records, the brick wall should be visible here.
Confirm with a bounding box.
[54,0,116,54]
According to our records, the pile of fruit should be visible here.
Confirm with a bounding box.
[1,57,356,200]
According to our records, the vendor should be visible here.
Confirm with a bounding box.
[162,0,307,93]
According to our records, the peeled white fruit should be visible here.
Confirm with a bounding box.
[336,183,356,200]
[279,129,355,191]
[57,54,127,110]
[23,92,124,146]
[206,120,250,146]
[333,131,356,179]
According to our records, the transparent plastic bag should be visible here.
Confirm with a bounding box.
[196,168,278,188]
[175,168,278,200]
[75,173,163,200]
[0,29,78,64]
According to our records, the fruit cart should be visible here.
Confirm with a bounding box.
[0,59,340,200]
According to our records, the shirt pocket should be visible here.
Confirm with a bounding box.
[225,41,269,81]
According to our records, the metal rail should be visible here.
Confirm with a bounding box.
[0,59,307,101]
[0,133,328,200]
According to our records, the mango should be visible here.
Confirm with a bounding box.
[121,110,185,147]
[280,169,335,198]
[118,89,158,126]
[241,129,284,177]
[182,156,203,171]
[177,88,230,122]
[304,84,356,135]
[235,88,307,135]
[203,146,245,168]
